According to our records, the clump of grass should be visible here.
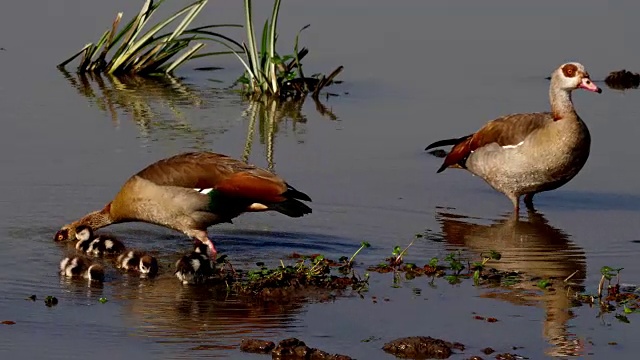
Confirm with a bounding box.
[58,0,241,75]
[367,245,514,287]
[233,253,369,298]
[230,0,343,98]
[573,266,640,324]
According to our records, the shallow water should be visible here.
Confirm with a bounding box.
[2,0,640,359]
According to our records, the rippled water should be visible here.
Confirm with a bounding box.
[2,0,640,359]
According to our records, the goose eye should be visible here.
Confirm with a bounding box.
[55,229,69,241]
[562,64,578,78]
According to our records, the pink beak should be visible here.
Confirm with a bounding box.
[579,77,602,93]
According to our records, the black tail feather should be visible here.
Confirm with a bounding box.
[270,199,312,218]
[425,134,472,151]
[283,183,312,202]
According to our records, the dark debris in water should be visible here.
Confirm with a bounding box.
[382,336,465,359]
[481,347,495,355]
[243,338,354,360]
[273,338,353,360]
[240,339,276,354]
[44,296,58,307]
[605,69,640,90]
[2,320,16,325]
[495,353,528,360]
[427,149,448,159]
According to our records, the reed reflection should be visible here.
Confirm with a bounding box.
[61,70,338,154]
[241,96,338,171]
[436,209,586,357]
[60,70,214,146]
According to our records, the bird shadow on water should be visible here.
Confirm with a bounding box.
[433,208,587,357]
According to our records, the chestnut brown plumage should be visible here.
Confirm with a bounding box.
[55,152,312,257]
[426,62,601,212]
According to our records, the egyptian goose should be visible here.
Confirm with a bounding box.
[74,225,126,256]
[175,241,214,285]
[116,250,159,277]
[425,62,601,211]
[59,256,105,282]
[54,152,312,257]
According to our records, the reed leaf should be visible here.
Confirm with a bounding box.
[111,0,158,67]
[165,0,206,44]
[109,0,203,73]
[57,44,93,69]
[244,0,261,88]
[293,24,310,78]
[266,0,281,92]
[165,42,205,73]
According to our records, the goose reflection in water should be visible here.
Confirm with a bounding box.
[107,274,304,350]
[436,209,586,357]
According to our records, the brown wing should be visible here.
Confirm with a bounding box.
[438,112,553,172]
[133,152,290,203]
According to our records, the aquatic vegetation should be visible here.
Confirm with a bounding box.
[572,266,640,324]
[471,250,502,285]
[230,0,343,98]
[58,0,241,75]
[348,241,371,266]
[234,253,369,298]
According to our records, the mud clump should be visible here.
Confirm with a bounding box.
[481,347,495,355]
[495,353,523,360]
[240,339,276,354]
[382,336,465,359]
[605,69,640,90]
[271,338,353,360]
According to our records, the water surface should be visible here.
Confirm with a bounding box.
[2,0,640,359]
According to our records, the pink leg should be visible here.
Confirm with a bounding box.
[187,230,217,260]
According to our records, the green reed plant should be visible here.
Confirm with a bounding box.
[229,0,343,98]
[58,0,242,75]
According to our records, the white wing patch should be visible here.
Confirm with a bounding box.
[194,188,214,195]
[501,140,525,149]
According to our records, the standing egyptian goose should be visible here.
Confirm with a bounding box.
[425,62,601,211]
[54,152,312,257]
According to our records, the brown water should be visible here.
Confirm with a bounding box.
[2,0,640,358]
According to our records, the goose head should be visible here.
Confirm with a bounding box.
[55,226,74,242]
[552,62,602,93]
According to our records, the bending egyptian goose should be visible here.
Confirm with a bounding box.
[175,241,214,285]
[74,225,126,256]
[116,250,159,277]
[59,256,105,282]
[425,62,601,211]
[54,152,312,257]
